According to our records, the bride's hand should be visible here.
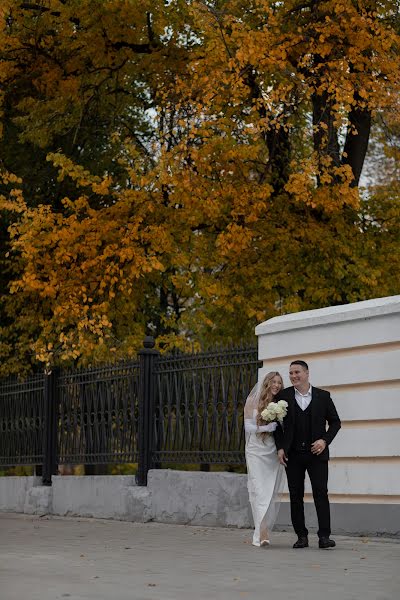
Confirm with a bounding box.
[265,422,277,432]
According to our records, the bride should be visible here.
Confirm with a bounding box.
[244,371,285,547]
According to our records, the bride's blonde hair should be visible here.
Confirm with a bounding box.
[256,371,283,429]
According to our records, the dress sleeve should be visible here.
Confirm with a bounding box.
[245,419,277,433]
[244,385,279,437]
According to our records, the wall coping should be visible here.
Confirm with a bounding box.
[255,295,400,336]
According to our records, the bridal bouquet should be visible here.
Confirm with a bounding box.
[261,400,288,424]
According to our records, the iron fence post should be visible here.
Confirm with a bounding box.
[42,368,59,485]
[136,336,159,486]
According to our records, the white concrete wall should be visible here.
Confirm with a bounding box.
[0,476,41,512]
[255,294,400,508]
[1,471,398,536]
[52,475,137,519]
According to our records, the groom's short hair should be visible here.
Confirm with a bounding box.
[290,359,309,371]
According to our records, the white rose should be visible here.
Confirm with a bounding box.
[260,408,270,420]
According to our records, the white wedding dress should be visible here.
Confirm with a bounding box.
[244,391,284,547]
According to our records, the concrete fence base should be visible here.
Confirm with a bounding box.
[1,471,398,537]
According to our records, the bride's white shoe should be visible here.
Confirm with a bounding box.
[252,539,270,547]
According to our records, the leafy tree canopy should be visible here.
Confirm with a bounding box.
[0,0,399,374]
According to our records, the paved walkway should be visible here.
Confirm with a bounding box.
[1,513,399,600]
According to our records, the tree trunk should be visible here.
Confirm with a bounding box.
[342,100,372,187]
[312,90,341,174]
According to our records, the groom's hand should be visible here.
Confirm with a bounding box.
[311,439,327,455]
[278,449,288,466]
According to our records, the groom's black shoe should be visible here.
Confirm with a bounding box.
[319,537,336,549]
[293,536,309,548]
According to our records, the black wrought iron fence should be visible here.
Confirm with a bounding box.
[153,347,258,465]
[0,338,260,485]
[0,373,45,466]
[58,361,140,465]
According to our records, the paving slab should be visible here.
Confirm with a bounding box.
[0,513,399,600]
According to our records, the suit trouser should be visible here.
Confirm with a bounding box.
[286,451,331,539]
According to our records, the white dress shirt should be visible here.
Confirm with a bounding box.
[294,385,312,411]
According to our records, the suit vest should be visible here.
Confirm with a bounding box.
[293,399,313,453]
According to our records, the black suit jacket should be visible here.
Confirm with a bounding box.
[273,386,341,461]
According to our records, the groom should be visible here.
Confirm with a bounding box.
[274,360,341,549]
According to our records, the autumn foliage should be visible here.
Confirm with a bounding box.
[0,1,399,374]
